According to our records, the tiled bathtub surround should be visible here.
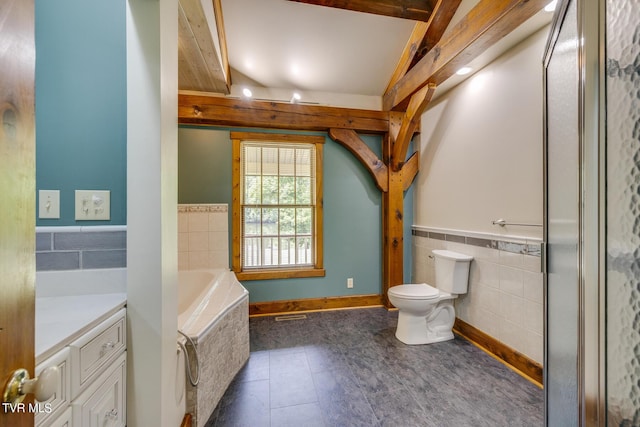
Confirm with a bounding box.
[36,226,127,271]
[412,226,543,364]
[178,204,229,270]
[186,297,250,427]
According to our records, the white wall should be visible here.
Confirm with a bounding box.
[126,0,182,425]
[412,26,550,364]
[415,26,548,240]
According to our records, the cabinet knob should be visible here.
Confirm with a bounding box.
[105,408,118,420]
[2,366,59,404]
[101,341,115,356]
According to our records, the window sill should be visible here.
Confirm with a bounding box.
[235,268,325,281]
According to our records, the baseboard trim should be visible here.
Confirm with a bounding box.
[180,413,192,427]
[249,294,384,316]
[453,318,543,386]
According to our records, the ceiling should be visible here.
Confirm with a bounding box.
[178,0,555,107]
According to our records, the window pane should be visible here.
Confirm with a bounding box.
[243,237,260,267]
[279,148,295,176]
[262,176,278,204]
[295,177,311,205]
[280,237,296,265]
[263,236,278,266]
[296,208,312,234]
[297,236,312,264]
[279,208,295,235]
[262,147,278,175]
[279,176,295,204]
[243,208,261,236]
[244,176,261,204]
[296,149,311,176]
[262,208,278,235]
[244,146,261,175]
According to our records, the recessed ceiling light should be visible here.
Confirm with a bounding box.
[545,0,557,12]
[242,88,253,98]
[456,67,472,76]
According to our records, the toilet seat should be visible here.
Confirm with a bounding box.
[388,284,439,300]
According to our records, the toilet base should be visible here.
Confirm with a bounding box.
[394,301,456,345]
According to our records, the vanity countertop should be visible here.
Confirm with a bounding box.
[36,293,127,364]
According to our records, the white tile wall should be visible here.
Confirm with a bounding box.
[178,204,229,270]
[412,234,544,364]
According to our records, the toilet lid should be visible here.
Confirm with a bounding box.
[388,284,439,300]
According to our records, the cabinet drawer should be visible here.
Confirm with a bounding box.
[36,347,71,427]
[47,406,72,427]
[70,309,126,399]
[73,352,126,427]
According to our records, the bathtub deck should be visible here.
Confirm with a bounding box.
[206,307,543,426]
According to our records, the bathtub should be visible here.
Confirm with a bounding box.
[178,269,249,427]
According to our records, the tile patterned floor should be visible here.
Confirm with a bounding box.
[206,307,543,427]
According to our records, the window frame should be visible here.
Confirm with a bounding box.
[231,132,325,280]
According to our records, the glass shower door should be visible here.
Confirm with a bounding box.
[544,1,580,425]
[605,1,640,424]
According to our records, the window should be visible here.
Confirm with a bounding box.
[231,132,324,280]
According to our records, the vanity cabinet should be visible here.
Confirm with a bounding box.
[36,308,126,427]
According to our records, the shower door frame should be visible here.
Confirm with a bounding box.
[543,0,606,425]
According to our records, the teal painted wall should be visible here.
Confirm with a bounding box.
[35,0,127,226]
[178,126,414,302]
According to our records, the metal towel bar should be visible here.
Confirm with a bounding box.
[492,218,542,227]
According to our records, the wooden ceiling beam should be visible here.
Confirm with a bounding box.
[383,0,548,110]
[409,0,462,69]
[385,21,430,95]
[179,92,391,133]
[402,151,419,192]
[286,0,437,22]
[392,83,436,170]
[328,128,389,192]
[385,0,462,94]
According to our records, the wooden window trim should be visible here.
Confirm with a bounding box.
[232,132,325,281]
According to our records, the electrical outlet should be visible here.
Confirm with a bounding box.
[347,278,354,289]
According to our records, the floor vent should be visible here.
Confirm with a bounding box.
[274,314,308,322]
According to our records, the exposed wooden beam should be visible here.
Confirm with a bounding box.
[409,0,462,71]
[402,151,419,192]
[212,0,231,88]
[178,0,229,93]
[385,21,430,94]
[383,0,548,110]
[392,83,436,170]
[386,0,462,93]
[382,133,404,307]
[179,92,390,133]
[328,128,389,192]
[287,0,437,22]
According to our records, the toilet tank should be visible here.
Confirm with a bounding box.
[433,250,473,294]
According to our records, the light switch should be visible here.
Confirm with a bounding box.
[38,190,60,219]
[75,190,110,220]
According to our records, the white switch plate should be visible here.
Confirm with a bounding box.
[75,190,110,220]
[38,190,60,219]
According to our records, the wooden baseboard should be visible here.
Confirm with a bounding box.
[249,294,384,316]
[180,413,192,427]
[453,318,543,386]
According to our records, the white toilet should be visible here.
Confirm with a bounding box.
[388,249,473,345]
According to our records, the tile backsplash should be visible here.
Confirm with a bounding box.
[36,226,127,271]
[178,204,229,270]
[412,226,543,364]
